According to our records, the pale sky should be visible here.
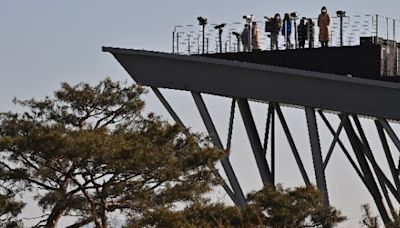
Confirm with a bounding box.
[2,1,400,226]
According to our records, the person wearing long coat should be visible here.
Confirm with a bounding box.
[318,6,331,47]
[251,21,263,51]
[282,13,292,49]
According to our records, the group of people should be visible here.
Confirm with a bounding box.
[240,6,331,51]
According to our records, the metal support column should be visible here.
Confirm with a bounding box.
[237,98,273,185]
[305,107,330,208]
[375,120,400,193]
[263,104,275,184]
[271,106,276,185]
[152,88,239,204]
[341,115,391,224]
[191,92,247,206]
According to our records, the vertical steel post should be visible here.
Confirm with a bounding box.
[191,92,247,206]
[376,14,379,44]
[202,24,205,54]
[305,107,330,208]
[271,105,275,185]
[294,19,298,49]
[237,98,273,185]
[187,34,191,54]
[197,35,200,54]
[218,28,223,53]
[176,32,180,53]
[206,38,209,53]
[172,31,175,53]
[387,17,389,41]
[339,16,344,47]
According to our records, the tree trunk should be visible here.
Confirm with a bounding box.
[45,202,66,228]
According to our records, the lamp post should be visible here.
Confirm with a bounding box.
[197,17,207,54]
[243,15,254,51]
[336,11,346,47]
[214,23,226,53]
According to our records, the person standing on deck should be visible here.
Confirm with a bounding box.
[318,6,331,47]
[252,21,263,51]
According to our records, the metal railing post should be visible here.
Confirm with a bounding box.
[172,31,175,53]
[376,14,379,44]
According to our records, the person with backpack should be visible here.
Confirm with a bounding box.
[265,13,282,50]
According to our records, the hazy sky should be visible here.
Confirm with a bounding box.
[2,1,400,226]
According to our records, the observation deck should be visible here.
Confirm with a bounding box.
[103,45,400,121]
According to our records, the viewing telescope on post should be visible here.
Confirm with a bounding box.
[197,16,207,54]
[214,23,226,53]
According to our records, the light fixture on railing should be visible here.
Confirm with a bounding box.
[232,31,241,52]
[214,23,227,53]
[336,11,346,46]
[197,17,208,54]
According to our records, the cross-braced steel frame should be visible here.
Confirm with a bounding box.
[103,47,400,225]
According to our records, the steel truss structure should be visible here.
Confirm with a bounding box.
[104,47,400,224]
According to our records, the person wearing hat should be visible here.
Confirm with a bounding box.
[318,6,331,47]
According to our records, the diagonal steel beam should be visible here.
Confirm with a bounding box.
[353,116,400,220]
[375,120,400,194]
[305,107,330,208]
[353,116,400,204]
[318,112,369,191]
[237,98,273,185]
[191,92,247,206]
[341,115,391,224]
[263,105,273,156]
[323,117,345,170]
[274,103,311,186]
[152,88,240,204]
[226,98,236,152]
[152,87,185,126]
[378,119,400,155]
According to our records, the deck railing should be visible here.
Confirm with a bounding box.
[172,14,400,55]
